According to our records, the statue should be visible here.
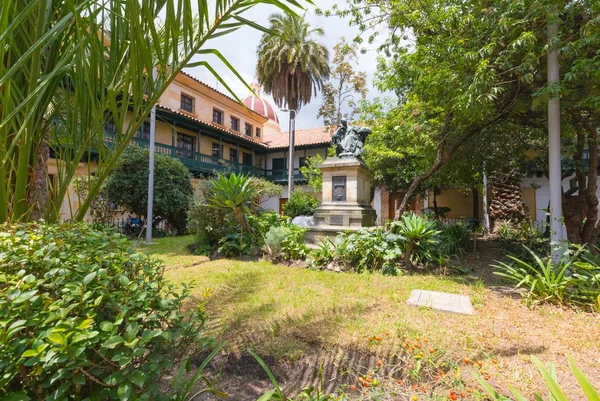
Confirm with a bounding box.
[332,119,371,158]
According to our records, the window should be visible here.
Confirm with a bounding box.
[180,93,194,113]
[272,158,285,170]
[134,122,151,141]
[230,116,240,131]
[242,152,252,166]
[299,157,306,169]
[212,109,224,125]
[229,148,238,162]
[256,127,261,138]
[177,132,195,158]
[245,123,253,137]
[104,116,116,134]
[212,143,221,158]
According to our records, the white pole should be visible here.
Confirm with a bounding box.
[548,4,562,257]
[287,110,296,196]
[146,67,157,245]
[482,168,490,232]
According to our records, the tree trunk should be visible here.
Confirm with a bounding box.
[488,170,527,232]
[563,113,600,247]
[28,126,50,221]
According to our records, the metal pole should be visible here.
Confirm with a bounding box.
[145,67,157,244]
[548,4,562,258]
[287,110,296,196]
[482,165,490,232]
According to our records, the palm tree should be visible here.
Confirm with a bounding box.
[0,0,306,223]
[256,13,330,111]
[256,13,330,193]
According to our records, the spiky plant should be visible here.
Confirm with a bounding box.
[0,0,309,223]
[256,13,330,111]
[208,173,256,233]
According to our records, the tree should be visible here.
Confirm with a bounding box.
[256,13,330,112]
[338,0,599,235]
[317,37,368,127]
[104,147,193,234]
[0,0,310,224]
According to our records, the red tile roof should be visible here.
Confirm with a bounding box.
[156,104,268,148]
[263,126,333,149]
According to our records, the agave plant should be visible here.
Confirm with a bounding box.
[391,213,440,268]
[208,173,257,233]
[493,246,583,304]
[0,0,309,223]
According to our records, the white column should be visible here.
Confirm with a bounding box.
[548,4,562,257]
[145,67,157,245]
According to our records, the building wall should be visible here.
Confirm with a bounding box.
[265,147,328,170]
[159,74,267,142]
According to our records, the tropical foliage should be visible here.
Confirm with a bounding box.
[0,223,206,399]
[391,213,440,268]
[256,13,330,111]
[299,153,325,192]
[328,0,599,226]
[104,147,193,234]
[282,190,321,218]
[494,246,600,306]
[0,0,310,223]
[208,173,257,233]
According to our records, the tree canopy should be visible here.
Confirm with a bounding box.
[104,147,193,234]
[256,13,330,111]
[317,37,368,127]
[338,0,598,229]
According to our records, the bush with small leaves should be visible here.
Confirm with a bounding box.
[283,190,321,219]
[0,223,205,400]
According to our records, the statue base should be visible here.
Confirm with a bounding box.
[306,157,377,244]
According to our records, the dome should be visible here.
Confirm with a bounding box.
[242,83,280,124]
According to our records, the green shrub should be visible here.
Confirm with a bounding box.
[332,228,404,274]
[187,180,235,247]
[435,222,471,257]
[104,147,194,234]
[497,219,549,261]
[264,223,309,260]
[264,226,287,256]
[283,190,321,219]
[0,223,205,400]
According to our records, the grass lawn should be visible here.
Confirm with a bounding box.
[142,236,600,400]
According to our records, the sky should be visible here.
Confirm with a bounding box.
[183,1,384,131]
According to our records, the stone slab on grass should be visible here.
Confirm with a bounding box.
[407,290,474,315]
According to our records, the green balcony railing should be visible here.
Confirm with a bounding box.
[103,130,303,182]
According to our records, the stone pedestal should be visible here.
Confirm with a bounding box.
[306,157,377,243]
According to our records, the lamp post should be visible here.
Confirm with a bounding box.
[281,108,296,197]
[146,67,157,245]
[547,3,562,260]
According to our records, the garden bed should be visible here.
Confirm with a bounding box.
[145,236,600,400]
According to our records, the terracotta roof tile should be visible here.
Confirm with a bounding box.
[263,126,333,149]
[156,104,268,148]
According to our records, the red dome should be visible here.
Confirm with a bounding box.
[243,95,279,124]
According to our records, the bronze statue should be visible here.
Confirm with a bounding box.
[332,119,371,158]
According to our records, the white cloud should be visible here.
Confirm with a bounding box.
[184,1,384,131]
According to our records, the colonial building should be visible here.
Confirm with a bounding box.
[52,71,333,219]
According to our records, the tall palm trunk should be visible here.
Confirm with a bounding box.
[488,170,527,232]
